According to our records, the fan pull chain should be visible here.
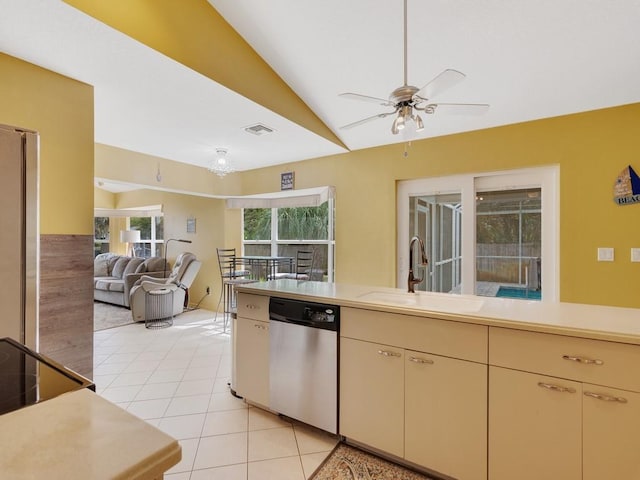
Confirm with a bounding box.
[403,141,412,158]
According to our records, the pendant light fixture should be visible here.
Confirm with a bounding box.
[208,148,235,177]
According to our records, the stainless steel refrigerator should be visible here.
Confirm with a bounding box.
[0,124,39,349]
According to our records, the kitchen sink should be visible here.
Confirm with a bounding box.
[357,291,484,313]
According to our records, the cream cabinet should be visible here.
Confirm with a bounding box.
[340,337,404,457]
[489,327,640,479]
[405,350,487,480]
[235,293,270,407]
[488,366,582,480]
[583,385,640,480]
[340,308,488,479]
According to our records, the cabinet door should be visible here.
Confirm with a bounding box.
[583,385,640,480]
[488,366,582,480]
[340,337,404,457]
[235,317,269,407]
[405,351,487,480]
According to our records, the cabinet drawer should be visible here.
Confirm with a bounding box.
[489,327,640,392]
[236,293,269,321]
[342,307,487,363]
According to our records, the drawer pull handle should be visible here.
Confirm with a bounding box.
[584,391,628,403]
[246,304,257,309]
[537,382,576,394]
[377,350,401,358]
[562,355,604,366]
[254,324,266,330]
[408,356,434,365]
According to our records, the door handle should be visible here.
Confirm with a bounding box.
[408,356,434,365]
[562,355,604,366]
[537,382,576,394]
[377,349,401,358]
[584,391,627,403]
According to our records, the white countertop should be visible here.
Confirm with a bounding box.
[0,388,181,480]
[236,280,640,345]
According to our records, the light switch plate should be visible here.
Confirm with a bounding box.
[632,248,640,262]
[597,247,614,262]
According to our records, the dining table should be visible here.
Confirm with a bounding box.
[236,255,294,281]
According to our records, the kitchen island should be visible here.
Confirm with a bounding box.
[0,388,181,479]
[235,280,640,480]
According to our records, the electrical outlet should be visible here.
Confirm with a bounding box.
[631,248,640,263]
[206,286,211,294]
[597,247,614,262]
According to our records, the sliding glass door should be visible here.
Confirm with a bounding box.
[398,166,558,301]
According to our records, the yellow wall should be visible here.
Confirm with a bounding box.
[236,104,640,309]
[0,53,94,235]
[94,186,115,209]
[94,103,640,309]
[113,189,226,311]
[95,143,242,197]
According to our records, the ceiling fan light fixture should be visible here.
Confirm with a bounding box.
[391,114,404,134]
[415,114,424,132]
[208,148,235,177]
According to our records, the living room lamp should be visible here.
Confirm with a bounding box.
[120,229,140,257]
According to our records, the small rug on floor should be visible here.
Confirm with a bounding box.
[94,302,135,331]
[310,443,434,480]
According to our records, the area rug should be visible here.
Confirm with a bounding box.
[94,302,135,331]
[310,443,434,480]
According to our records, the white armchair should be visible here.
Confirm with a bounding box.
[129,252,201,322]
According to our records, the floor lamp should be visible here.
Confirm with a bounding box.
[120,230,140,257]
[163,238,192,277]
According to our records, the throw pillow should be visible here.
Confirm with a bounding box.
[144,257,167,273]
[94,253,112,277]
[111,257,131,279]
[123,257,145,277]
[135,262,147,274]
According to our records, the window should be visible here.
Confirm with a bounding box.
[94,217,110,257]
[398,166,558,301]
[242,200,335,281]
[130,216,164,257]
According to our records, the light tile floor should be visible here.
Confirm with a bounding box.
[93,309,338,479]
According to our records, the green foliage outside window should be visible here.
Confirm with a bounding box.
[130,217,152,240]
[94,217,109,240]
[278,204,328,240]
[244,209,272,240]
[243,204,329,241]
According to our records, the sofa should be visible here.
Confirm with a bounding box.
[94,253,169,308]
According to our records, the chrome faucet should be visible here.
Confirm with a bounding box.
[408,235,428,293]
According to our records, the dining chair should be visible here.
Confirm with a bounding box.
[278,250,315,280]
[215,248,254,331]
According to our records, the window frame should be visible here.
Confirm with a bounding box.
[128,215,164,258]
[397,166,559,301]
[241,198,335,282]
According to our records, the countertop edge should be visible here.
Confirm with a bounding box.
[236,281,640,345]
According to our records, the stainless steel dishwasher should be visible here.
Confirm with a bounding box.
[269,297,339,434]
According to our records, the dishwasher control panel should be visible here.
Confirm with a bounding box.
[269,297,339,331]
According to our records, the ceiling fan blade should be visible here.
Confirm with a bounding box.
[414,69,466,101]
[339,111,397,130]
[426,103,490,115]
[339,92,395,107]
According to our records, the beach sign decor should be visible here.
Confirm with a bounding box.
[614,165,640,205]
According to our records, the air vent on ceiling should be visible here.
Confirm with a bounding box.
[244,123,275,136]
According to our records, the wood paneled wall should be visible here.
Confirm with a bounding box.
[39,234,94,378]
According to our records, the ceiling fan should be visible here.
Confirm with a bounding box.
[339,0,489,135]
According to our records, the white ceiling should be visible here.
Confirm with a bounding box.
[210,0,640,151]
[2,0,640,182]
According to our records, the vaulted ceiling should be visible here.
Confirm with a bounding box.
[2,0,640,178]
